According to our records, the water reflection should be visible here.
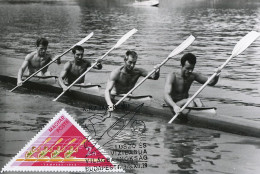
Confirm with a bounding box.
[161,0,260,9]
[1,81,260,173]
[0,0,259,119]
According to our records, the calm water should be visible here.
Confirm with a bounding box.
[1,0,260,173]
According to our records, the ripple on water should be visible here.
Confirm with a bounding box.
[1,1,260,173]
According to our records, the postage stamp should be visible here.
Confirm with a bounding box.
[1,109,125,172]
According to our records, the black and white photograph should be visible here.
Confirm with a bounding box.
[0,0,260,173]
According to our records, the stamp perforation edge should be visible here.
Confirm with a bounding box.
[1,109,125,173]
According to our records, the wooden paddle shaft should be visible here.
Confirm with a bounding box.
[10,48,71,93]
[114,35,196,108]
[10,33,94,92]
[53,29,138,101]
[184,53,234,105]
[53,47,114,101]
[114,57,170,107]
[168,55,234,123]
[22,33,94,85]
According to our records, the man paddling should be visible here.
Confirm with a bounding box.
[58,45,102,91]
[164,53,221,115]
[105,50,160,111]
[17,38,61,86]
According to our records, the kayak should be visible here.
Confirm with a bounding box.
[1,74,260,138]
[133,0,159,7]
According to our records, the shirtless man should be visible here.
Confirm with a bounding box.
[17,38,61,86]
[164,53,221,115]
[105,50,160,111]
[58,45,102,91]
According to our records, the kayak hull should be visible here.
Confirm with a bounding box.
[1,74,260,138]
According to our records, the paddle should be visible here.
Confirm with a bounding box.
[162,103,216,110]
[62,138,84,160]
[114,94,152,102]
[168,31,260,124]
[10,32,94,92]
[47,138,63,152]
[38,138,63,158]
[35,137,52,152]
[23,75,58,79]
[118,94,152,100]
[53,28,138,101]
[74,139,87,151]
[113,35,195,109]
[73,84,101,88]
[25,138,51,159]
[61,138,77,151]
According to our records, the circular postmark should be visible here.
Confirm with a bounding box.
[130,120,146,134]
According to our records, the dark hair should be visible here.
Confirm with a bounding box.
[36,38,48,47]
[181,53,196,67]
[72,45,84,54]
[125,50,137,60]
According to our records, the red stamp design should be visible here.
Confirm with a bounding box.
[1,109,124,172]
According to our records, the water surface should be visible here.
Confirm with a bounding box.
[1,0,260,173]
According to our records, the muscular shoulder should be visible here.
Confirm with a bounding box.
[63,61,72,70]
[191,72,200,80]
[110,66,122,81]
[113,66,122,76]
[166,72,177,82]
[25,51,37,61]
[133,67,146,75]
[82,59,91,66]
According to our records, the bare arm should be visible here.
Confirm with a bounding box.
[139,67,160,80]
[164,73,179,110]
[17,54,31,85]
[84,60,102,71]
[194,72,219,86]
[58,62,71,91]
[105,69,119,110]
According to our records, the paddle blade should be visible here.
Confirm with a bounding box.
[43,138,52,144]
[68,138,77,145]
[55,138,63,145]
[73,32,94,47]
[114,28,138,48]
[80,139,87,145]
[128,95,152,102]
[167,35,195,58]
[232,31,260,57]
